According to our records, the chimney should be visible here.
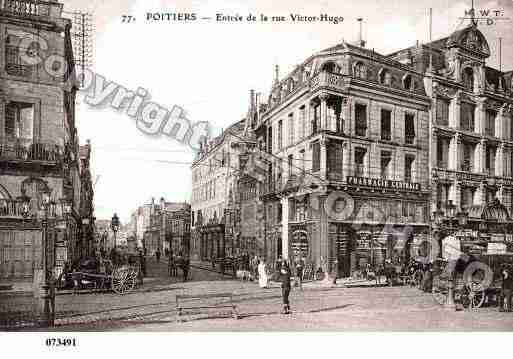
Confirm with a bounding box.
[357,18,366,47]
[274,65,280,85]
[250,89,255,112]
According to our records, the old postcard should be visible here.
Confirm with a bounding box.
[1,0,513,355]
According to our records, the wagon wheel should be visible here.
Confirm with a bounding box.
[461,283,485,309]
[111,266,137,295]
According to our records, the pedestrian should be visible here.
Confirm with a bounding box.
[168,251,175,277]
[280,260,292,314]
[155,250,161,263]
[138,250,146,282]
[182,255,190,282]
[295,256,304,290]
[258,259,269,288]
[500,265,513,312]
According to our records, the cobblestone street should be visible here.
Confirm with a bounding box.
[3,262,512,331]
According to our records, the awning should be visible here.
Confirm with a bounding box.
[467,199,511,222]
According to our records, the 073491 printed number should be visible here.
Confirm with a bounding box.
[45,338,77,347]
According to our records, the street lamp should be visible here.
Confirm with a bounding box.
[111,213,120,249]
[39,188,56,327]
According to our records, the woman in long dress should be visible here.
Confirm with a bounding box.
[258,259,269,288]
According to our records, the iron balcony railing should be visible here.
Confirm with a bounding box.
[1,0,41,15]
[0,139,63,163]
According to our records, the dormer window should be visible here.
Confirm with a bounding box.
[379,69,391,86]
[353,61,366,79]
[403,74,413,90]
[320,61,340,74]
[462,67,474,90]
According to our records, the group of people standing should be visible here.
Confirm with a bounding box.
[168,252,190,282]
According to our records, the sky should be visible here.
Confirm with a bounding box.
[62,0,513,223]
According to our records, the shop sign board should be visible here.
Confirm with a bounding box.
[347,176,420,191]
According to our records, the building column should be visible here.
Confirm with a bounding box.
[320,137,327,180]
[318,194,329,271]
[431,129,439,168]
[448,133,461,171]
[476,99,486,135]
[496,143,506,177]
[342,142,350,179]
[281,197,290,260]
[449,95,460,129]
[477,139,487,173]
[320,93,329,131]
[342,97,351,134]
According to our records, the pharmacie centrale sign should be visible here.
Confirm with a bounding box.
[346,176,420,191]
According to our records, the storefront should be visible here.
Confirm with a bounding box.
[199,224,225,261]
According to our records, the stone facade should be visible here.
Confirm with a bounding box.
[0,1,85,282]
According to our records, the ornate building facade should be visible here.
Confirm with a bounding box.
[256,39,432,276]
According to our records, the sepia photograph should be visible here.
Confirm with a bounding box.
[1,0,513,354]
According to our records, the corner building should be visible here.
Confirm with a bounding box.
[256,39,434,277]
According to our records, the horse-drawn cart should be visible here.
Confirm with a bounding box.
[59,256,141,295]
[432,253,513,309]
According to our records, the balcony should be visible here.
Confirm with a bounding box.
[405,135,415,145]
[310,71,346,92]
[0,199,27,218]
[381,131,391,141]
[461,160,473,173]
[0,0,45,16]
[355,164,365,177]
[0,139,62,163]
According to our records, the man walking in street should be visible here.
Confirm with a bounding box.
[280,260,292,314]
[155,250,161,263]
[295,256,304,290]
[182,255,190,282]
[500,265,513,312]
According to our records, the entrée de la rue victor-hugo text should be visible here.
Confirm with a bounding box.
[144,12,344,24]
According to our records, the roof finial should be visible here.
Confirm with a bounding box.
[274,64,279,85]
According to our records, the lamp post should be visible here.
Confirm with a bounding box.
[111,213,120,250]
[433,200,468,310]
[20,189,57,328]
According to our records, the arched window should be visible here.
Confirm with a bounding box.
[353,62,366,79]
[403,74,412,90]
[379,68,391,86]
[462,67,474,90]
[320,61,340,74]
